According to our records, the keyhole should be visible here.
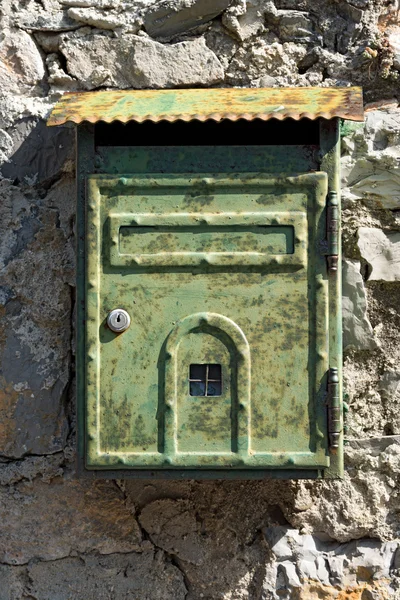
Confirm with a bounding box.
[107,309,130,333]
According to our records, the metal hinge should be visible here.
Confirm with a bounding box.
[326,191,338,272]
[327,367,341,449]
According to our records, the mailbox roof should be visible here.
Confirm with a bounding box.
[47,87,363,126]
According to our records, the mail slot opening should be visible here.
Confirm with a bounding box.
[94,118,320,147]
[119,224,295,257]
[189,364,222,397]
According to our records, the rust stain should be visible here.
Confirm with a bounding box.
[47,87,364,127]
[0,377,20,453]
[292,579,392,599]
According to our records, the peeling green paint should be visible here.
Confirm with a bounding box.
[85,171,332,472]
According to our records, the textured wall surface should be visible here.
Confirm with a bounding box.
[0,1,400,598]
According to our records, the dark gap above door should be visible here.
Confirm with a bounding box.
[94,118,320,147]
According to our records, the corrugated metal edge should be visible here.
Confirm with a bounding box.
[47,88,364,126]
[50,111,362,124]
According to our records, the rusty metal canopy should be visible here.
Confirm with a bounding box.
[47,87,363,126]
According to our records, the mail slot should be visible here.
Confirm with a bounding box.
[48,87,364,478]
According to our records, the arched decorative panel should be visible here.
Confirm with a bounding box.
[163,313,251,466]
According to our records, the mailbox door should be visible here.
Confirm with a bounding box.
[85,172,330,470]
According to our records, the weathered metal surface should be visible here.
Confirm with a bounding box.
[327,190,339,272]
[85,172,330,470]
[328,367,341,448]
[319,118,343,477]
[47,87,364,126]
[95,145,319,175]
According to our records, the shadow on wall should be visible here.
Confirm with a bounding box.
[0,120,75,459]
[1,117,74,185]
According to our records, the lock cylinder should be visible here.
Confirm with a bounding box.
[107,309,131,333]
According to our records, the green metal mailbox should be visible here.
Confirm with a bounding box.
[48,87,363,478]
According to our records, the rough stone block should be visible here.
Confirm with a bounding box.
[0,29,45,95]
[67,6,142,31]
[144,0,232,39]
[291,437,400,542]
[264,5,315,42]
[0,179,74,458]
[263,525,398,598]
[26,552,187,600]
[0,478,142,564]
[358,228,400,281]
[0,564,26,600]
[139,499,207,565]
[263,526,293,560]
[0,552,187,600]
[342,259,377,351]
[298,558,318,580]
[0,454,64,486]
[341,109,400,210]
[60,32,224,89]
[277,561,302,588]
[379,371,400,424]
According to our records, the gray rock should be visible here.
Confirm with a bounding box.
[0,454,64,486]
[10,0,79,31]
[16,10,78,32]
[263,526,293,560]
[221,0,255,41]
[0,93,53,131]
[298,533,319,560]
[144,0,232,39]
[257,74,278,87]
[346,435,400,453]
[341,109,400,210]
[326,556,344,585]
[67,6,142,31]
[393,546,400,570]
[60,32,224,89]
[264,528,398,594]
[358,228,400,282]
[379,371,400,407]
[277,561,301,588]
[0,128,13,164]
[59,0,120,6]
[0,564,26,600]
[264,4,315,42]
[342,259,377,351]
[297,558,318,580]
[315,555,330,584]
[46,53,79,91]
[0,29,45,95]
[34,31,63,53]
[353,539,398,579]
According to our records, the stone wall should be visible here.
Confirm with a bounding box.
[0,1,400,598]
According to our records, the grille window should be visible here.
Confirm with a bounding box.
[189,364,222,397]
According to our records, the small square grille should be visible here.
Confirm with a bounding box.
[189,364,222,397]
